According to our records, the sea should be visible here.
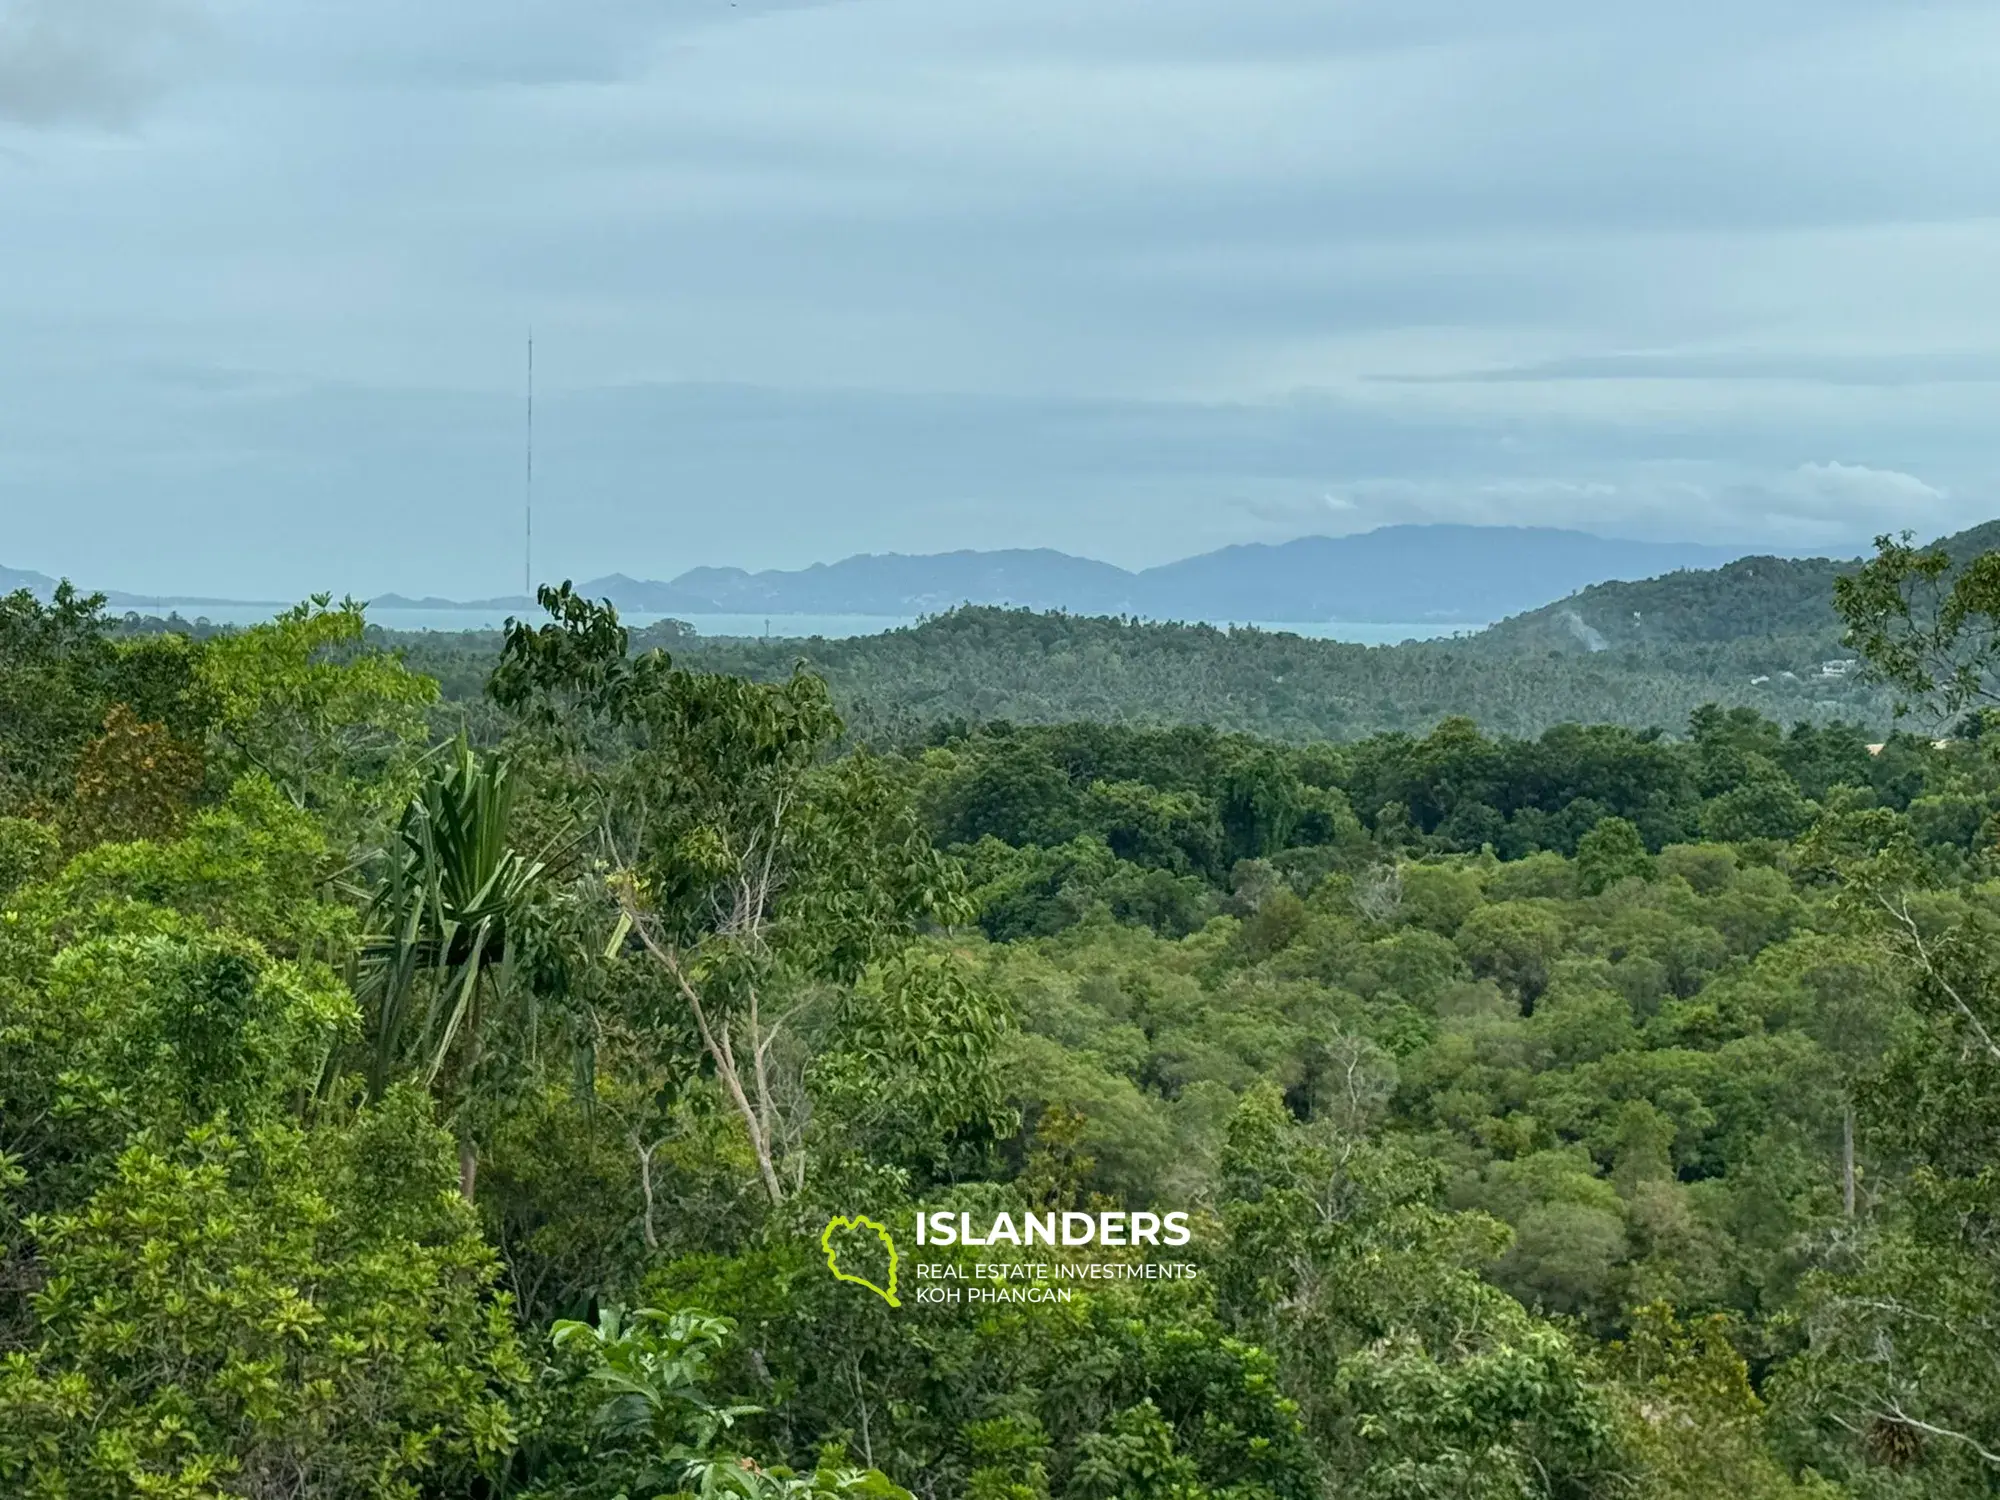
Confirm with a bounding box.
[110,602,1487,645]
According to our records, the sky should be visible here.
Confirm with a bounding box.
[4,0,2000,599]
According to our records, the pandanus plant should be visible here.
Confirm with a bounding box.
[355,737,548,1197]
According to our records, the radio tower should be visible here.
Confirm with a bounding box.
[524,333,535,600]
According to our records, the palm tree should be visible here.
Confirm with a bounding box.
[355,737,548,1199]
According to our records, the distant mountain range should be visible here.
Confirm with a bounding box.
[377,526,1771,626]
[0,565,55,597]
[561,527,1752,623]
[0,563,280,612]
[1,524,1812,625]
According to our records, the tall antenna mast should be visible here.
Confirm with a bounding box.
[524,332,535,600]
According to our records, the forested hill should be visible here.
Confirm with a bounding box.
[642,607,1889,742]
[1477,555,1852,653]
[13,542,2000,1496]
[1480,518,2000,654]
[129,523,2000,744]
[382,523,2000,742]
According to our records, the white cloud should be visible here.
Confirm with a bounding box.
[1786,460,1944,507]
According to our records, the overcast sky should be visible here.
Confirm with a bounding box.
[4,0,2000,598]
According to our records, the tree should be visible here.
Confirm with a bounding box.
[355,738,553,1200]
[1456,901,1566,1012]
[1776,534,2000,1487]
[1575,816,1655,896]
[64,702,204,848]
[529,1304,913,1498]
[0,584,124,816]
[925,740,1084,850]
[0,585,207,822]
[489,581,638,757]
[1835,529,2000,721]
[495,593,966,1205]
[0,795,527,1499]
[0,1100,527,1500]
[1218,747,1306,861]
[610,669,965,1204]
[811,947,1016,1180]
[199,596,435,839]
[1700,778,1817,844]
[1606,1304,1832,1500]
[1214,1086,1624,1498]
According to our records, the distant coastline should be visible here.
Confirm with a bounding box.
[7,523,1809,630]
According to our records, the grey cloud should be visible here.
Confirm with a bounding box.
[0,0,203,127]
[5,0,2000,594]
[1296,466,1943,557]
[267,0,856,90]
[1375,352,2000,387]
[0,369,1976,597]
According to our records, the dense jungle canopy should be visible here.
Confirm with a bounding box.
[4,533,2000,1499]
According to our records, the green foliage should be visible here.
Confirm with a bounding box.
[199,596,436,835]
[880,713,1958,952]
[1455,901,1566,1010]
[356,738,550,1108]
[30,774,347,956]
[489,581,638,754]
[1487,554,1854,651]
[962,835,1219,941]
[0,805,356,1207]
[646,1234,1318,1500]
[1770,799,2000,1494]
[1605,1304,1835,1499]
[612,658,963,979]
[646,607,1891,744]
[0,814,59,896]
[0,1103,525,1500]
[0,584,208,820]
[813,948,1019,1180]
[1773,1203,2000,1497]
[966,1413,1051,1500]
[1575,817,1656,895]
[1215,1085,1621,1498]
[0,697,527,1500]
[0,804,523,1500]
[531,1302,913,1499]
[1835,527,2000,722]
[497,590,970,1206]
[35,539,2000,1499]
[547,1307,760,1460]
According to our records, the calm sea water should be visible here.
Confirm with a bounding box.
[115,602,1486,645]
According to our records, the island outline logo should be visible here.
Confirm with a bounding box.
[820,1214,901,1307]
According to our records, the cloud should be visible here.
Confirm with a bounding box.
[6,0,2000,592]
[272,0,855,92]
[1374,351,2000,387]
[1780,460,1946,512]
[1235,491,1359,533]
[5,360,1978,597]
[0,0,203,127]
[1209,461,1957,559]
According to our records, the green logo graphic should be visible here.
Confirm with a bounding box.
[820,1215,901,1307]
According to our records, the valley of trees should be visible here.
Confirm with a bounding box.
[4,532,2000,1498]
[362,606,1887,749]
